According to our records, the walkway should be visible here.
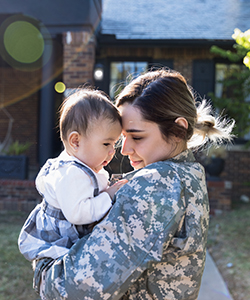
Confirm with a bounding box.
[198,251,233,300]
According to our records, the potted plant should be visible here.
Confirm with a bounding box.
[203,145,227,178]
[0,140,31,180]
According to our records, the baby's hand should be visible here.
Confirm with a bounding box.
[105,179,128,200]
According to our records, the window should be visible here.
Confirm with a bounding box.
[215,63,250,140]
[215,63,243,98]
[109,61,148,99]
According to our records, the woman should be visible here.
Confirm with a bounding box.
[34,69,234,300]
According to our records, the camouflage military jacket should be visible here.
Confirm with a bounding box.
[39,149,210,300]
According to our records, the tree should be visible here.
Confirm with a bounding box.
[210,28,250,139]
[233,29,250,69]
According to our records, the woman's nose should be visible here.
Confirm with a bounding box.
[121,138,133,156]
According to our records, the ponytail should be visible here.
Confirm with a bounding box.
[188,100,235,149]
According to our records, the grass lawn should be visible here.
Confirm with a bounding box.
[0,211,38,300]
[0,205,250,300]
[207,203,250,300]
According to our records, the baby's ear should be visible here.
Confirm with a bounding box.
[175,117,188,129]
[68,131,80,151]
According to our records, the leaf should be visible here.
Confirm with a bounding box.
[5,141,31,155]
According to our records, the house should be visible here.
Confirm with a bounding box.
[0,0,101,170]
[95,0,250,98]
[0,0,250,204]
[95,0,250,206]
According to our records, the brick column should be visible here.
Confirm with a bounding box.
[207,180,232,215]
[63,30,96,88]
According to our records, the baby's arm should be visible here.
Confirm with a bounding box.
[104,179,128,200]
[56,168,127,225]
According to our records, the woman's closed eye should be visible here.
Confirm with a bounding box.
[122,134,143,141]
[132,136,143,141]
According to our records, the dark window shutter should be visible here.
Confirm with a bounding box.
[192,60,214,99]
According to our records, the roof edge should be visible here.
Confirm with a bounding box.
[97,34,235,48]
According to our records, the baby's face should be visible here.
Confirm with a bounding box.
[74,118,122,173]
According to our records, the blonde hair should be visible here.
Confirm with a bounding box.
[189,100,235,148]
[116,69,235,149]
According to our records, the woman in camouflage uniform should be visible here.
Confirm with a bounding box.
[35,69,234,300]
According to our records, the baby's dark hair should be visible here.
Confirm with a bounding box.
[60,88,121,142]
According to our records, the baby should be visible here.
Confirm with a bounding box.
[18,88,126,261]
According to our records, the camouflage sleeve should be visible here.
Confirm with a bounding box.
[42,168,186,300]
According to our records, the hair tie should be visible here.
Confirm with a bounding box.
[204,121,214,128]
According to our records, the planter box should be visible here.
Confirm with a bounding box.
[0,155,28,180]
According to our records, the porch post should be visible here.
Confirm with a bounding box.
[38,35,55,166]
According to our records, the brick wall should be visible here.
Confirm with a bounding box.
[0,67,40,167]
[207,180,232,215]
[0,177,235,214]
[63,31,96,88]
[221,149,250,203]
[0,149,249,213]
[0,179,41,212]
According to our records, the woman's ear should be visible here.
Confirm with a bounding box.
[68,131,80,151]
[175,117,188,129]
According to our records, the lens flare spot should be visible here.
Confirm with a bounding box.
[4,21,44,63]
[55,82,66,93]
